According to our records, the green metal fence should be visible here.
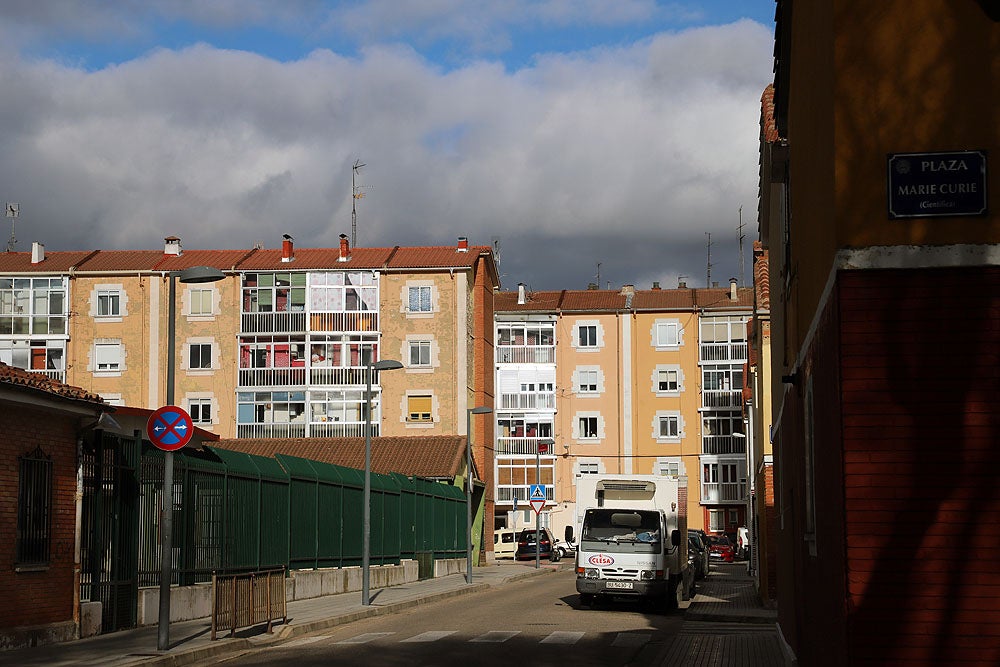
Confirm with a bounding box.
[135,444,467,587]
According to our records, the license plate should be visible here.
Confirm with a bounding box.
[606,581,633,590]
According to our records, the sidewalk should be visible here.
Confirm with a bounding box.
[663,562,790,666]
[0,561,558,667]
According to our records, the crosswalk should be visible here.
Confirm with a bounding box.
[284,630,652,648]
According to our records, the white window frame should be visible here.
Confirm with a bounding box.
[576,414,600,440]
[655,458,684,477]
[188,287,215,316]
[188,342,213,370]
[577,324,598,348]
[655,366,681,394]
[709,510,725,532]
[654,320,680,347]
[656,413,681,440]
[92,284,127,320]
[93,340,123,375]
[408,340,432,368]
[577,460,601,476]
[188,397,214,425]
[407,285,432,313]
[577,368,599,394]
[403,392,435,427]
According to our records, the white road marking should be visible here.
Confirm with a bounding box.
[541,631,585,644]
[612,633,652,648]
[402,631,459,643]
[336,632,396,644]
[470,630,520,643]
[283,635,330,647]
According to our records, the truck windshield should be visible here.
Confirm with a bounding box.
[581,509,661,545]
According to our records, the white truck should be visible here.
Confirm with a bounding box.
[571,474,689,610]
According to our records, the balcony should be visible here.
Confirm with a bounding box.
[236,422,307,439]
[701,389,744,409]
[241,311,307,334]
[702,435,747,455]
[496,485,554,504]
[497,345,555,364]
[497,437,553,456]
[500,392,556,410]
[238,367,307,388]
[700,341,748,363]
[701,481,746,504]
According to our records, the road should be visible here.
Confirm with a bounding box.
[203,565,684,667]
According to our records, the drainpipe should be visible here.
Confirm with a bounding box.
[73,435,84,638]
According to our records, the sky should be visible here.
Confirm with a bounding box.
[0,1,776,292]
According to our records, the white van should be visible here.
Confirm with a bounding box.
[493,528,517,559]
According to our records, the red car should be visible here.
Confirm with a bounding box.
[707,534,735,563]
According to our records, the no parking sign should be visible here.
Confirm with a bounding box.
[146,405,194,452]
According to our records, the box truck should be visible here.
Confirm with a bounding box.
[571,475,688,610]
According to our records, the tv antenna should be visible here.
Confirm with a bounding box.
[351,160,371,248]
[738,205,746,287]
[5,203,18,252]
[705,232,713,288]
[596,262,602,287]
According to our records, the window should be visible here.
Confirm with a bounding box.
[578,325,598,347]
[17,446,52,566]
[97,289,121,317]
[655,321,679,346]
[657,460,681,477]
[578,369,599,393]
[407,395,433,422]
[408,340,431,367]
[579,462,599,475]
[408,286,432,313]
[658,415,679,438]
[729,509,739,524]
[657,369,679,392]
[189,343,212,370]
[94,341,123,373]
[578,416,598,439]
[709,510,725,532]
[189,398,213,425]
[190,288,213,316]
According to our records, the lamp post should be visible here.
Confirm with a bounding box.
[159,266,224,651]
[362,358,403,606]
[535,438,553,569]
[466,406,492,584]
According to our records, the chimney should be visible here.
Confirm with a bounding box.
[457,236,469,253]
[620,284,634,296]
[587,283,598,290]
[651,282,660,290]
[31,242,45,264]
[281,234,294,262]
[338,234,350,262]
[678,280,687,289]
[164,236,182,256]
[730,278,738,301]
[517,283,526,305]
[712,281,719,288]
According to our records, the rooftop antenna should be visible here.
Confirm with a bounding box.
[351,160,371,248]
[596,262,601,287]
[491,237,502,273]
[738,205,745,287]
[5,203,18,252]
[706,232,712,288]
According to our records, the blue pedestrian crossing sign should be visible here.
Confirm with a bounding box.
[529,484,546,513]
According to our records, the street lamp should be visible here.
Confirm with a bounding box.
[466,406,492,584]
[159,266,224,651]
[362,357,403,606]
[535,438,554,569]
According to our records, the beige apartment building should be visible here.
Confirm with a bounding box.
[493,282,753,540]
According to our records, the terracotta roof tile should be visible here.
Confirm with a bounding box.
[496,287,752,313]
[0,362,107,404]
[631,290,696,310]
[761,84,782,143]
[0,250,99,272]
[753,241,770,311]
[212,435,468,479]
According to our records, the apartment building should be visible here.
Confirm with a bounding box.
[0,233,500,527]
[764,2,999,664]
[493,282,752,539]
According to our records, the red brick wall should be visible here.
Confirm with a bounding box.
[838,267,1000,665]
[0,403,79,631]
[762,464,778,603]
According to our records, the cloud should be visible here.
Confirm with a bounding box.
[0,14,773,290]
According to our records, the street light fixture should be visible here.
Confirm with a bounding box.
[362,357,403,606]
[535,438,554,570]
[159,266,225,651]
[466,405,492,584]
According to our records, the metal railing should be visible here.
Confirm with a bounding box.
[701,389,744,409]
[701,481,746,503]
[211,567,287,640]
[496,485,554,504]
[699,342,748,363]
[496,437,553,456]
[241,312,307,334]
[238,367,307,387]
[496,345,555,364]
[702,435,747,455]
[499,393,556,410]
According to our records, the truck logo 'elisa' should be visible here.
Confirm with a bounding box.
[589,554,614,566]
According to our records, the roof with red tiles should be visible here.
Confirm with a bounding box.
[0,249,99,272]
[631,289,697,310]
[761,84,781,143]
[494,290,564,312]
[211,435,469,479]
[496,286,752,313]
[385,245,493,269]
[0,362,107,405]
[753,241,770,311]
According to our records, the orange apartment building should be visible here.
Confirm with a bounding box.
[493,282,753,541]
[0,233,500,538]
[764,1,999,664]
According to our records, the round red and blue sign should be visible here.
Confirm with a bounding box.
[146,405,194,452]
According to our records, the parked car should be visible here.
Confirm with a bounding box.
[494,528,517,560]
[688,535,709,580]
[687,531,710,578]
[553,539,576,559]
[516,527,560,562]
[707,534,735,563]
